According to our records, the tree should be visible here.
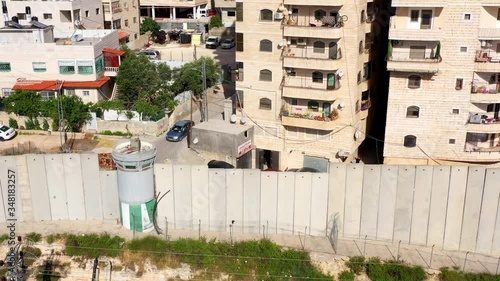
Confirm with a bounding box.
[209,14,223,29]
[140,17,160,35]
[170,57,221,96]
[41,96,91,132]
[4,90,42,119]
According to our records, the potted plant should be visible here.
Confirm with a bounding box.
[280,105,289,117]
[329,109,339,120]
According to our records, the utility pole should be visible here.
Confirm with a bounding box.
[202,60,208,122]
[188,95,193,148]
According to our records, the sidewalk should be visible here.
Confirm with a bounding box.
[4,220,498,275]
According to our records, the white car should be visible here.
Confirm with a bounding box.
[221,38,235,49]
[0,125,16,141]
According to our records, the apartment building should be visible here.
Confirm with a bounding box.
[1,0,104,30]
[235,0,383,171]
[213,0,236,26]
[103,0,141,43]
[0,22,123,104]
[140,0,210,20]
[384,1,500,165]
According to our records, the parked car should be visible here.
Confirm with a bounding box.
[0,125,16,141]
[221,38,235,49]
[208,160,234,169]
[166,120,194,142]
[137,49,161,60]
[205,36,221,49]
[286,167,320,173]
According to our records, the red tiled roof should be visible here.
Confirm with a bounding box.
[118,31,130,40]
[12,76,110,91]
[103,48,126,55]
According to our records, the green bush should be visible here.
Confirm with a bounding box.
[0,234,8,243]
[346,256,366,274]
[209,14,223,29]
[366,259,426,281]
[8,117,18,129]
[64,233,124,258]
[42,119,50,131]
[46,233,69,244]
[338,270,355,281]
[101,130,131,137]
[26,232,42,242]
[25,118,41,130]
[23,246,42,266]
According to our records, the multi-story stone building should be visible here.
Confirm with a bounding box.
[384,0,500,165]
[234,0,383,171]
[103,0,141,43]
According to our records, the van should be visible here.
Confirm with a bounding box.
[137,49,161,60]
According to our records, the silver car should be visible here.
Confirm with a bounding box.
[137,49,161,60]
[221,38,235,49]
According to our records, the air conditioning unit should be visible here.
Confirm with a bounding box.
[274,12,284,20]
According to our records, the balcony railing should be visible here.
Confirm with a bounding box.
[468,113,500,125]
[471,83,500,94]
[281,110,340,130]
[283,75,341,91]
[464,142,500,153]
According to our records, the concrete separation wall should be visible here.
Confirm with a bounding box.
[84,116,169,136]
[3,157,500,256]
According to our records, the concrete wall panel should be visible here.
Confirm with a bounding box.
[44,155,69,220]
[393,166,416,244]
[343,165,364,238]
[191,166,210,231]
[428,166,452,247]
[100,171,119,220]
[460,167,486,252]
[294,173,312,235]
[360,165,381,240]
[243,170,261,233]
[62,154,86,220]
[226,169,244,232]
[154,164,175,228]
[277,172,294,234]
[80,154,103,220]
[208,169,226,232]
[26,155,51,221]
[410,166,433,246]
[0,156,17,223]
[476,169,500,254]
[173,165,192,229]
[377,166,398,241]
[261,172,278,234]
[443,166,467,250]
[328,164,346,236]
[310,173,328,236]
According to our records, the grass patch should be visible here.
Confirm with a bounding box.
[46,233,70,244]
[100,130,132,137]
[346,255,366,274]
[0,234,9,243]
[26,232,42,243]
[364,257,426,281]
[439,267,500,281]
[64,233,124,258]
[23,246,42,266]
[338,270,355,281]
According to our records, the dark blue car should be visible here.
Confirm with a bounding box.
[166,120,194,142]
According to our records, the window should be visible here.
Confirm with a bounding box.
[291,98,298,106]
[498,8,500,20]
[259,98,272,110]
[0,62,11,72]
[43,13,52,20]
[308,100,319,112]
[460,46,467,53]
[487,104,494,112]
[410,10,419,22]
[2,89,14,97]
[406,106,420,118]
[363,63,370,80]
[455,78,463,90]
[236,2,243,21]
[464,13,471,20]
[66,89,75,96]
[421,10,432,29]
[95,55,104,73]
[312,71,323,83]
[452,108,460,114]
[228,10,236,17]
[17,13,26,20]
[449,139,456,144]
[359,40,363,54]
[314,9,326,20]
[125,19,129,27]
[83,91,90,96]
[236,33,243,52]
[113,19,121,29]
[96,8,100,15]
[85,10,89,17]
[260,9,273,21]
[259,69,272,81]
[77,60,94,74]
[403,135,417,147]
[408,75,421,89]
[409,46,425,59]
[32,62,46,72]
[313,41,325,53]
[361,10,366,23]
[357,71,362,84]
[41,91,55,100]
[260,39,272,52]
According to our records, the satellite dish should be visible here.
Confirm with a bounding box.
[338,102,345,109]
[240,115,247,124]
[337,70,344,78]
[230,114,237,123]
[277,41,284,49]
[354,130,361,140]
[193,137,199,144]
[74,19,81,27]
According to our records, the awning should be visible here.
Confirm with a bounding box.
[12,76,110,91]
[103,48,126,56]
[64,76,110,88]
[118,31,130,40]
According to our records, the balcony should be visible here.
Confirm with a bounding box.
[470,83,500,102]
[468,113,500,133]
[478,28,500,40]
[386,58,441,73]
[282,76,341,101]
[283,47,342,71]
[281,111,339,130]
[460,141,500,161]
[104,67,119,77]
[389,18,442,41]
[475,50,500,71]
[284,0,343,6]
[390,0,448,6]
[284,25,342,39]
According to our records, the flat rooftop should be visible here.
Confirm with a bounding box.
[194,119,252,135]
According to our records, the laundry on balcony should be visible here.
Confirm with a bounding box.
[475,50,492,62]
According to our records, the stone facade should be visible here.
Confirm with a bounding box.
[384,1,500,165]
[235,0,382,170]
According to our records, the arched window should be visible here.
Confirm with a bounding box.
[404,135,417,147]
[313,41,325,53]
[329,41,339,59]
[259,39,272,52]
[314,9,326,20]
[312,71,323,83]
[361,10,366,23]
[259,98,272,110]
[260,9,273,21]
[260,69,272,81]
[308,100,319,112]
[408,75,421,89]
[406,106,420,118]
